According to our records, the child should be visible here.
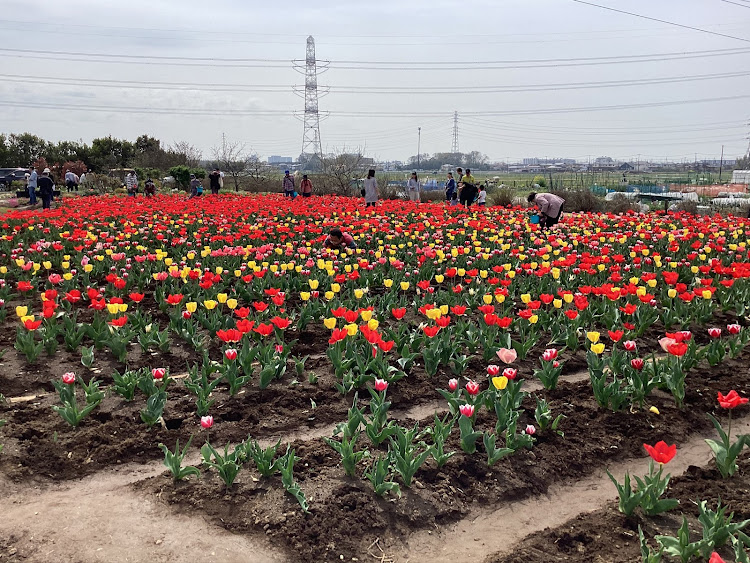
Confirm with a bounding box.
[476,185,487,207]
[449,190,459,207]
[324,228,357,250]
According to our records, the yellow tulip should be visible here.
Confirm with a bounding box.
[553,299,562,309]
[164,258,173,266]
[118,304,128,313]
[384,279,393,288]
[345,323,358,336]
[325,291,334,300]
[360,310,372,322]
[482,294,493,305]
[300,292,310,302]
[354,289,364,299]
[217,293,228,304]
[309,279,319,290]
[591,343,605,354]
[62,273,73,281]
[61,262,70,270]
[226,298,238,309]
[400,281,410,291]
[426,308,442,320]
[529,315,539,324]
[203,300,218,310]
[215,267,224,275]
[439,305,449,315]
[331,283,341,293]
[520,293,531,304]
[668,289,677,298]
[15,306,28,317]
[368,319,379,331]
[20,315,35,323]
[563,293,573,303]
[495,294,506,304]
[324,317,337,329]
[586,331,600,343]
[492,376,509,390]
[702,290,712,300]
[186,301,197,313]
[84,264,93,273]
[435,274,444,283]
[43,261,52,270]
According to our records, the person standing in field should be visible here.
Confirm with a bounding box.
[476,184,487,207]
[407,171,421,202]
[209,167,222,194]
[459,168,477,207]
[528,191,565,229]
[364,169,378,207]
[444,172,456,203]
[38,168,54,209]
[282,170,295,197]
[300,174,313,197]
[125,171,138,195]
[27,166,38,205]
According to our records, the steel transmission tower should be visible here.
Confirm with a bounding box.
[451,111,459,154]
[293,36,329,162]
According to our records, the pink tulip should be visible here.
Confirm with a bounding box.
[496,347,517,364]
[465,381,480,396]
[525,424,536,436]
[374,378,388,392]
[224,348,238,361]
[62,372,76,384]
[448,378,459,391]
[708,328,722,339]
[727,323,741,335]
[623,340,637,352]
[502,367,518,380]
[542,348,558,361]
[459,404,475,417]
[631,358,645,371]
[200,415,214,429]
[274,344,284,354]
[487,365,500,377]
[152,367,166,380]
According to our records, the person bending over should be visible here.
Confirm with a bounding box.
[528,191,565,229]
[324,228,357,250]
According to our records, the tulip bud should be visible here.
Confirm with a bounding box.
[152,367,166,380]
[623,340,637,352]
[201,415,214,429]
[727,323,741,335]
[374,378,388,392]
[459,404,475,417]
[502,367,517,380]
[630,358,645,371]
[224,348,238,361]
[708,327,722,339]
[448,378,459,391]
[542,348,558,361]
[465,381,480,396]
[487,365,500,377]
[525,424,536,436]
[62,372,76,384]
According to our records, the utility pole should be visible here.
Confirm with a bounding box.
[417,127,421,170]
[719,145,724,183]
[451,111,459,155]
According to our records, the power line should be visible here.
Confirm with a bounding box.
[569,0,750,43]
[719,0,750,8]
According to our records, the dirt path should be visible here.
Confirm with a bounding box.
[0,464,283,563]
[397,416,750,563]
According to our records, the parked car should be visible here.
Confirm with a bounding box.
[0,168,29,190]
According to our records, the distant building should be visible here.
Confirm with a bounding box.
[732,170,750,184]
[268,155,293,164]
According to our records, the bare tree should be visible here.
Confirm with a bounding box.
[169,141,203,168]
[320,147,367,195]
[211,137,251,192]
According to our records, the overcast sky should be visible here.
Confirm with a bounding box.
[1,0,749,163]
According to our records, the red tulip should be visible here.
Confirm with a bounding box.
[448,378,458,391]
[709,552,726,563]
[465,381,480,395]
[182,310,192,319]
[374,378,388,392]
[423,326,440,338]
[235,319,255,334]
[623,340,637,352]
[542,348,558,361]
[727,323,741,335]
[200,415,214,429]
[328,328,348,344]
[502,367,517,380]
[62,372,76,384]
[667,342,688,357]
[224,348,238,361]
[270,316,291,330]
[165,294,183,305]
[234,307,251,319]
[450,305,467,316]
[391,307,407,319]
[253,323,274,337]
[378,340,395,353]
[129,292,145,303]
[643,441,676,465]
[253,301,269,312]
[608,330,624,342]
[487,365,500,377]
[459,404,475,417]
[717,390,749,409]
[630,358,645,371]
[152,367,166,380]
[217,328,243,342]
[23,319,43,330]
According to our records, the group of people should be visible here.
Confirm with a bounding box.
[125,171,157,197]
[25,166,56,209]
[282,170,314,198]
[444,167,487,207]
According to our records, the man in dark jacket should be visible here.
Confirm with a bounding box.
[209,168,222,194]
[38,168,54,209]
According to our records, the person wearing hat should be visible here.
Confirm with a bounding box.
[38,168,54,209]
[282,170,295,197]
[209,167,222,195]
[300,174,313,197]
[189,174,203,199]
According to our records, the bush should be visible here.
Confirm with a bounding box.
[168,165,191,189]
[421,190,444,203]
[673,200,698,214]
[488,187,514,207]
[604,194,640,214]
[532,175,547,188]
[553,188,603,213]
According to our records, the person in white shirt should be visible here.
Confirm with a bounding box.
[407,171,420,202]
[27,167,38,204]
[125,171,138,195]
[363,169,378,207]
[64,169,78,192]
[476,186,487,207]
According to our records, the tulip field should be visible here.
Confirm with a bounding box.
[1,194,750,562]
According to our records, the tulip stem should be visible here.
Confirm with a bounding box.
[727,410,732,445]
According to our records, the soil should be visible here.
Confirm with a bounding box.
[489,454,750,563]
